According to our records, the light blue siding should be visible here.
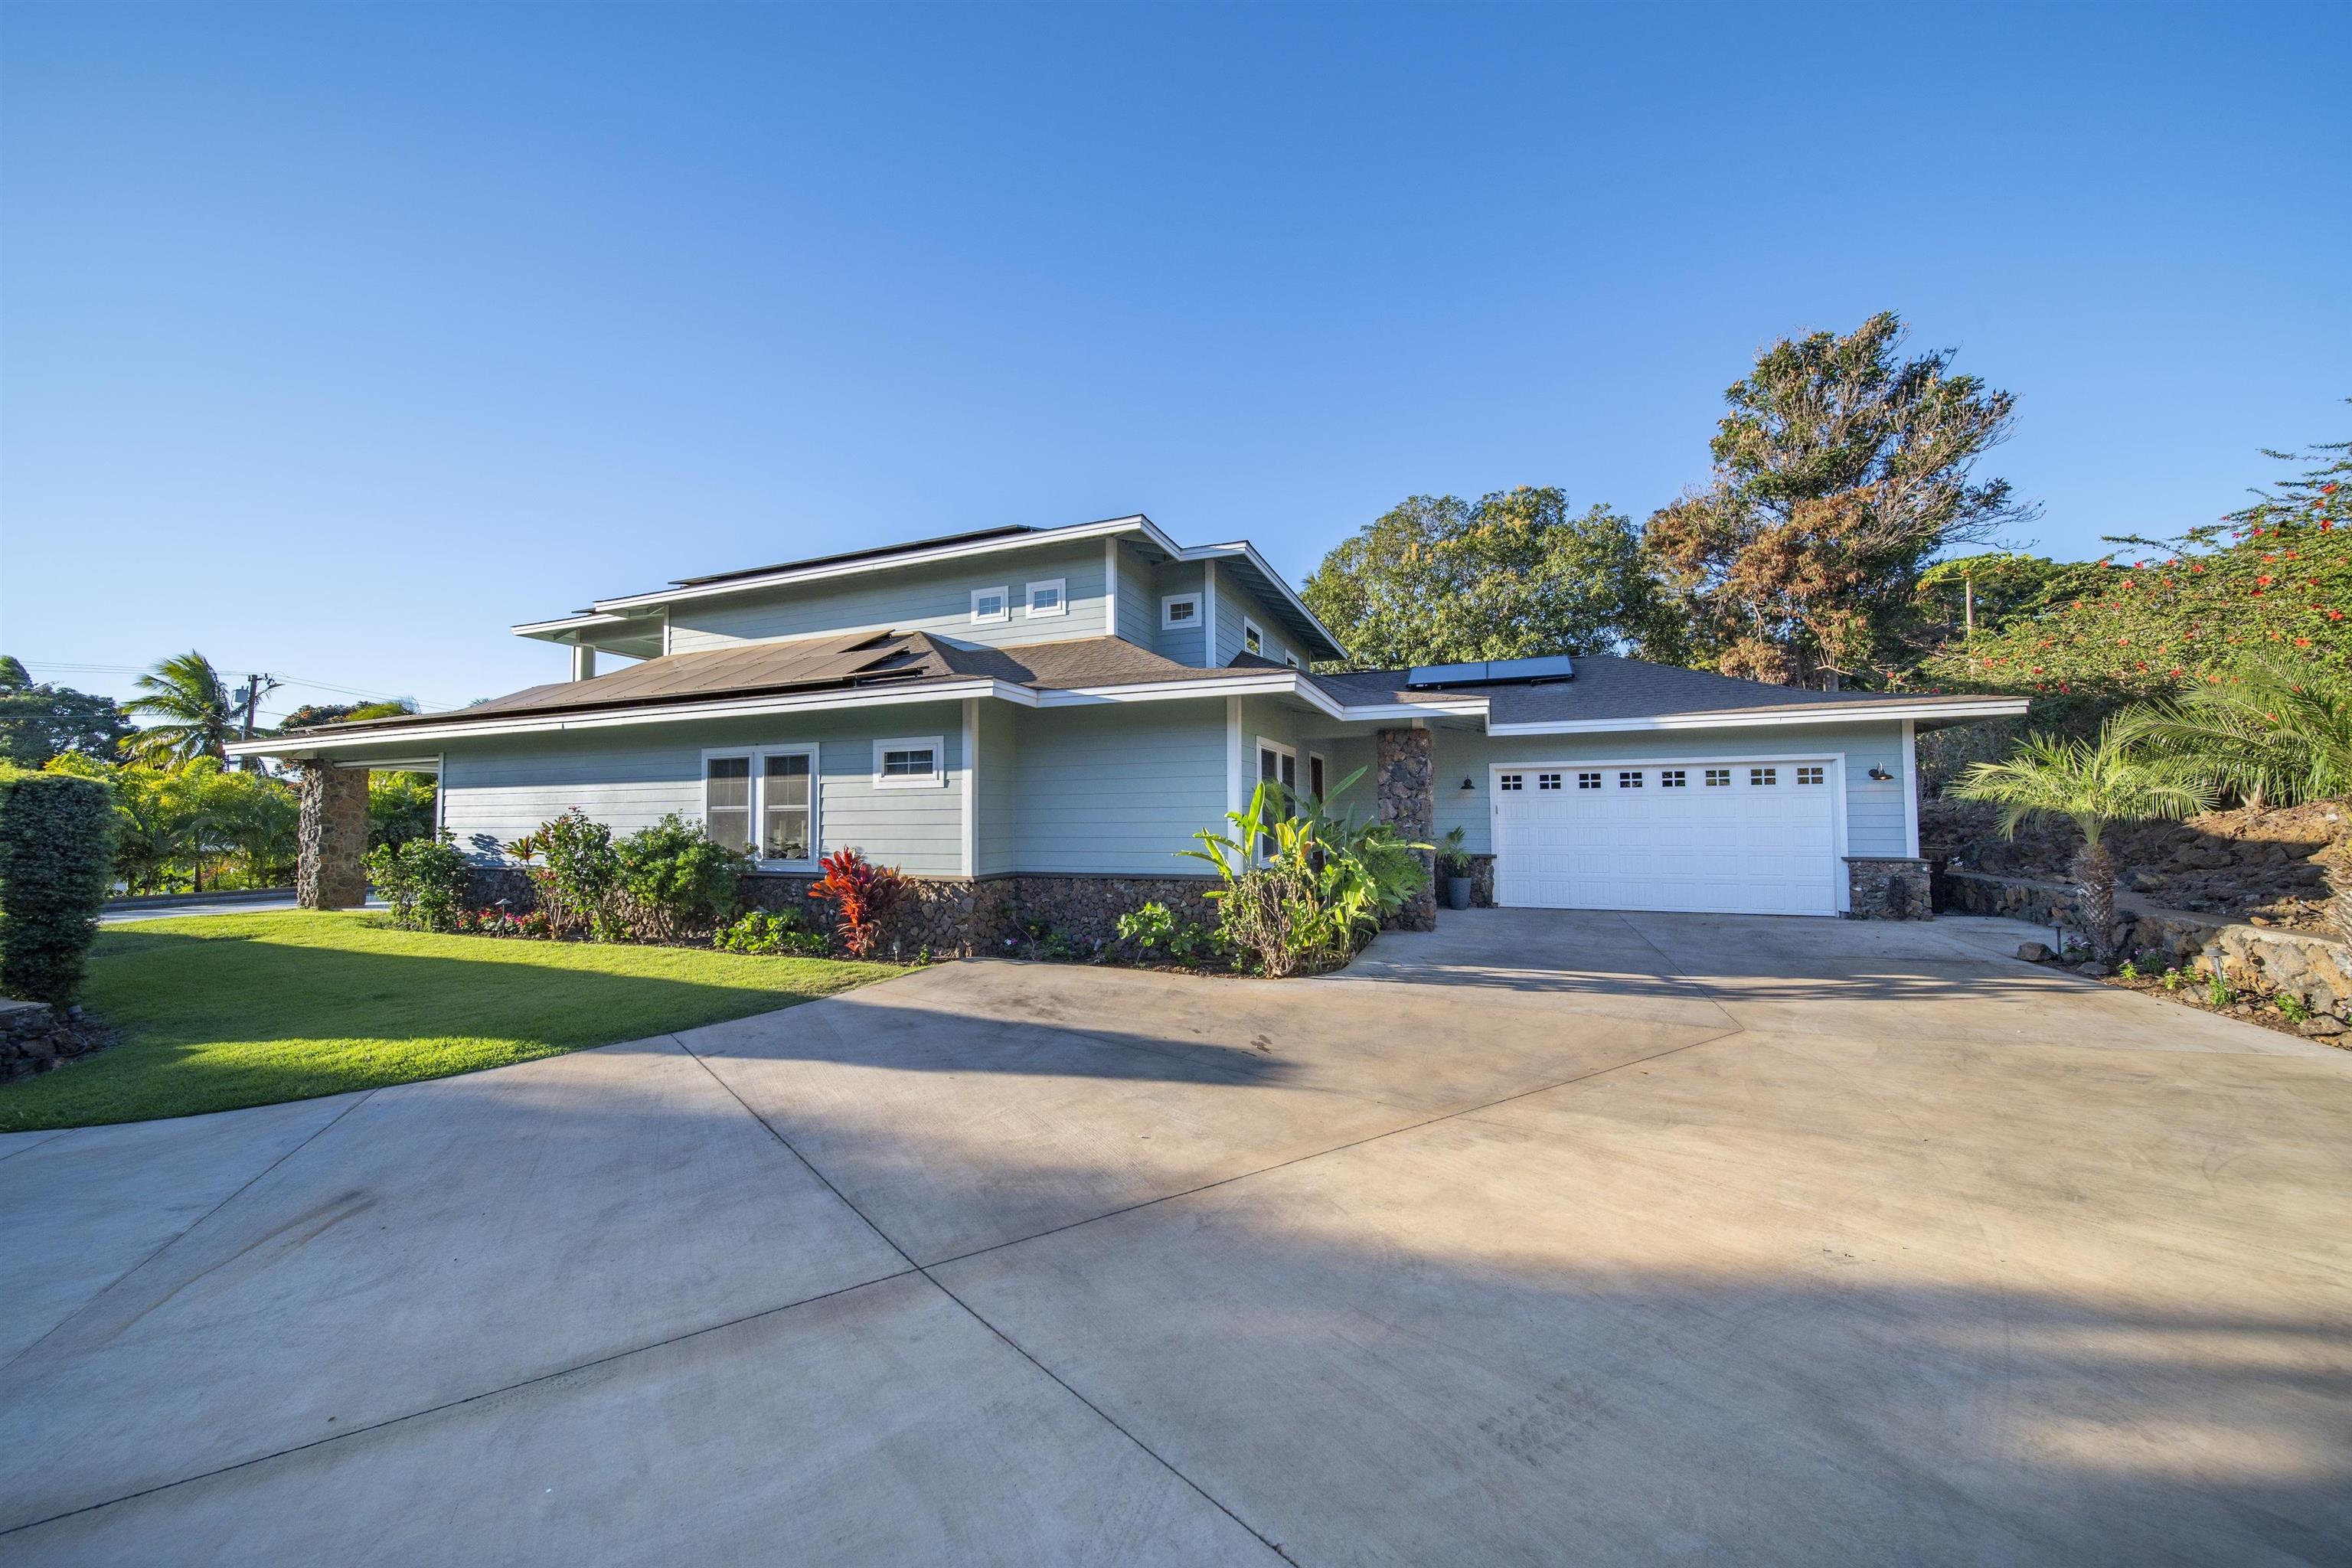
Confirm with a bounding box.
[1113,541,1155,648]
[1238,697,1371,818]
[974,700,1018,876]
[1151,561,1207,666]
[667,541,1109,654]
[1429,721,1913,860]
[434,701,970,877]
[1007,699,1227,873]
[1210,567,1304,669]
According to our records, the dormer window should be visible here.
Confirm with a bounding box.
[1161,593,1201,629]
[971,586,1010,625]
[1025,579,1066,619]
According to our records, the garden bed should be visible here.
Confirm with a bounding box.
[2014,942,2348,1047]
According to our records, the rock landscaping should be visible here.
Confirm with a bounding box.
[1925,797,2345,936]
[1,998,111,1082]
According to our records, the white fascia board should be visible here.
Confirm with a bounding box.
[1483,698,2030,737]
[511,611,642,643]
[587,518,1153,614]
[225,679,1031,758]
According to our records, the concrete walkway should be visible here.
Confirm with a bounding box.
[2,911,2346,1564]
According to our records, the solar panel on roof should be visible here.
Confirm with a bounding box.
[1405,655,1575,688]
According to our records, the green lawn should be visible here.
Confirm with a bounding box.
[0,911,906,1133]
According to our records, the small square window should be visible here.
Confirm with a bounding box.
[1285,651,1300,669]
[1499,773,1524,792]
[1797,765,1825,786]
[971,587,1010,625]
[1619,771,1644,789]
[874,737,944,789]
[1660,769,1687,789]
[1751,767,1778,786]
[1243,619,1265,656]
[1538,772,1563,790]
[1704,769,1730,787]
[1025,579,1066,619]
[1576,772,1602,790]
[1161,593,1201,629]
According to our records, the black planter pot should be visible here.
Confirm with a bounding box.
[1443,876,1472,910]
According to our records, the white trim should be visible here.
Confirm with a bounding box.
[961,698,978,877]
[1225,696,1243,816]
[1482,697,2028,736]
[1161,592,1203,632]
[662,613,672,658]
[700,743,820,870]
[1203,562,1220,663]
[1487,751,1850,915]
[1103,539,1119,635]
[1901,717,1921,858]
[873,735,947,789]
[970,586,1011,625]
[1024,578,1067,619]
[1241,616,1265,658]
[435,753,447,834]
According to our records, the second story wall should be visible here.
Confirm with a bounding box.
[667,538,1112,655]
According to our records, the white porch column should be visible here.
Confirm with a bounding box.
[570,644,597,682]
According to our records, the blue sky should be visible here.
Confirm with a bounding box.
[3,1,2345,717]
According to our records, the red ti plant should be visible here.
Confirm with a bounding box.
[808,848,907,958]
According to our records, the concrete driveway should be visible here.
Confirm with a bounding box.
[3,910,2347,1565]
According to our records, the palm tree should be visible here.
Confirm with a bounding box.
[2137,655,2352,807]
[1952,717,2215,959]
[124,651,237,766]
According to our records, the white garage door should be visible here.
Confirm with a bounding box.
[1492,761,1840,916]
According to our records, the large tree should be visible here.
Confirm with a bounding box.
[1648,312,2033,688]
[123,650,240,766]
[1302,487,1671,670]
[0,655,130,767]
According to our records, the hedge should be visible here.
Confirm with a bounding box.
[0,767,116,1004]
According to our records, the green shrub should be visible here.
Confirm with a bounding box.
[364,834,472,933]
[1114,900,1223,965]
[714,909,831,957]
[0,766,116,1004]
[616,814,750,942]
[2277,992,2312,1024]
[1182,770,1429,977]
[531,808,621,939]
[2207,974,2236,1008]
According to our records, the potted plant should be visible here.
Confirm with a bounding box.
[1436,826,1475,910]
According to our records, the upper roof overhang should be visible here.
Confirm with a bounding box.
[511,514,1351,664]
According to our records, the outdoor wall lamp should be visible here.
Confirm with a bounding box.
[1459,777,1476,791]
[1867,766,1895,781]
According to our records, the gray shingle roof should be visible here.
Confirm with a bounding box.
[1306,655,1951,724]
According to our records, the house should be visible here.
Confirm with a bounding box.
[229,515,2027,946]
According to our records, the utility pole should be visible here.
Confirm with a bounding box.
[237,673,283,771]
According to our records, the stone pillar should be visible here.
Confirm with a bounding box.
[297,763,371,910]
[1844,857,1934,920]
[1375,727,1437,932]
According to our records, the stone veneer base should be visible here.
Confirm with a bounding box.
[466,865,1220,958]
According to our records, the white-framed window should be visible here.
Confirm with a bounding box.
[1577,771,1602,790]
[873,736,945,789]
[1705,768,1731,787]
[971,586,1010,625]
[1751,767,1778,786]
[1242,618,1265,657]
[1161,593,1201,629]
[1024,579,1066,619]
[1619,770,1644,789]
[1661,769,1687,789]
[1797,765,1826,786]
[705,745,819,867]
[1285,651,1301,669]
[1499,773,1524,792]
